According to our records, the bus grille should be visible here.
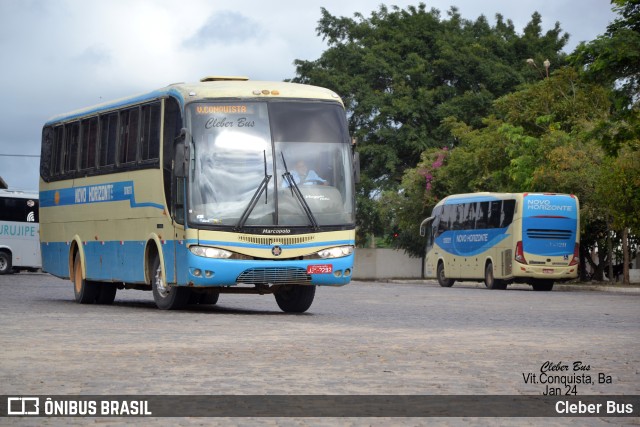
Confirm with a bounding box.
[238,235,315,246]
[237,267,311,285]
[526,229,572,240]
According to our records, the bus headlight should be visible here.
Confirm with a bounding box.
[317,246,354,259]
[190,246,232,259]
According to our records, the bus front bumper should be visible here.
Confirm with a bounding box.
[183,253,354,287]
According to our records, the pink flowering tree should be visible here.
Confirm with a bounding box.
[378,147,451,256]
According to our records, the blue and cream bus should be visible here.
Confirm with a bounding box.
[0,189,41,274]
[39,76,357,311]
[420,192,579,291]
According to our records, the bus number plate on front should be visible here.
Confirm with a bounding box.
[307,264,333,274]
[543,269,554,274]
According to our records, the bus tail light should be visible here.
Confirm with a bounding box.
[515,241,527,264]
[569,243,579,266]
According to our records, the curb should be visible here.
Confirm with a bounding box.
[371,279,640,294]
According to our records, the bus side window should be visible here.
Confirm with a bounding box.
[489,201,501,228]
[439,205,451,236]
[476,202,489,229]
[63,122,80,175]
[428,216,440,247]
[452,204,464,230]
[431,206,443,238]
[79,117,98,171]
[463,203,476,230]
[0,198,17,221]
[119,107,139,165]
[140,102,161,162]
[40,126,54,181]
[501,199,516,228]
[0,197,39,223]
[52,126,64,178]
[99,113,118,167]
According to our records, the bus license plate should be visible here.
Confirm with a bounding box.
[307,264,333,274]
[543,269,554,274]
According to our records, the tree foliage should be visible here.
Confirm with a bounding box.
[393,67,611,257]
[291,3,570,239]
[290,2,639,281]
[570,0,640,154]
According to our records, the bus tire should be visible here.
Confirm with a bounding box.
[200,292,219,305]
[188,291,219,305]
[274,285,315,313]
[437,262,454,287]
[96,284,117,304]
[532,280,554,291]
[73,253,99,303]
[485,262,507,290]
[151,255,189,310]
[0,251,12,275]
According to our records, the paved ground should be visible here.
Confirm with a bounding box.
[0,272,638,426]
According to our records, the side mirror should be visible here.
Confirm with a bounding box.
[420,217,434,237]
[174,128,189,178]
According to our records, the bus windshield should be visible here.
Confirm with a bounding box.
[187,101,355,229]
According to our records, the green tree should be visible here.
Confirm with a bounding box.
[393,67,612,266]
[291,4,570,241]
[378,146,450,256]
[596,148,640,284]
[569,0,640,280]
[570,0,640,155]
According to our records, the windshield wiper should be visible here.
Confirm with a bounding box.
[234,151,272,231]
[281,153,319,230]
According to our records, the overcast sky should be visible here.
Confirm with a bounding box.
[0,0,617,192]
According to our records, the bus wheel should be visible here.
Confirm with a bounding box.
[188,291,219,305]
[151,255,189,310]
[274,285,315,313]
[96,284,117,304]
[532,280,554,291]
[200,292,219,305]
[485,263,507,290]
[0,251,12,275]
[73,253,99,303]
[437,262,454,287]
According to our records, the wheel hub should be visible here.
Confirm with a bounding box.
[155,266,170,298]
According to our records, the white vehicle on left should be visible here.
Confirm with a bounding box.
[0,189,41,274]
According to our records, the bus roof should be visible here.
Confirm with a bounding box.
[0,189,39,199]
[45,77,344,126]
[439,192,576,205]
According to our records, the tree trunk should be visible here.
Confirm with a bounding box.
[579,245,588,281]
[592,241,607,281]
[607,227,614,283]
[580,245,597,281]
[622,227,630,285]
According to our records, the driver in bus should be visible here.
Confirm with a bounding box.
[284,159,327,187]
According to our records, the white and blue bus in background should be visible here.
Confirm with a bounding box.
[420,192,579,291]
[0,189,41,274]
